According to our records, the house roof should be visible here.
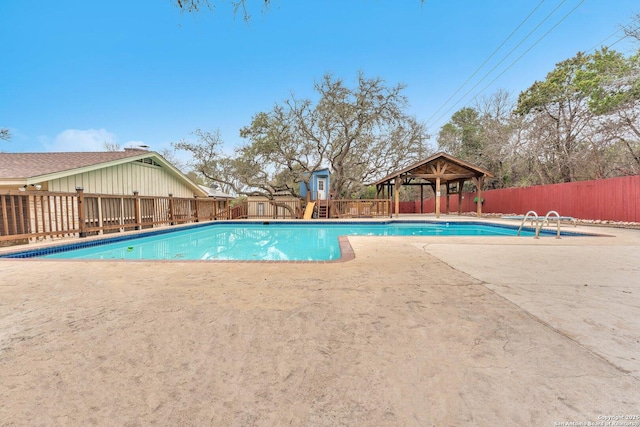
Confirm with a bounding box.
[0,150,153,179]
[0,149,207,196]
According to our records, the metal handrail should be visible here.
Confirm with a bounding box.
[517,210,539,238]
[537,210,562,239]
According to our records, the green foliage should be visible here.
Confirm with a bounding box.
[0,128,11,141]
[436,107,482,160]
[579,49,640,115]
[516,48,640,117]
[174,42,640,198]
[172,129,241,195]
[185,171,205,185]
[353,186,377,199]
[512,47,640,183]
[174,0,270,21]
[174,73,429,199]
[515,52,589,116]
[239,72,429,198]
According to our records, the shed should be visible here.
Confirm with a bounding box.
[245,195,301,219]
[299,168,331,202]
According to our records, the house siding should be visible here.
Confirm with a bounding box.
[48,161,196,197]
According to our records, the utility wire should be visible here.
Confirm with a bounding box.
[606,34,629,49]
[585,28,624,53]
[429,0,582,130]
[423,0,547,127]
[426,0,566,129]
[467,0,587,107]
[471,4,634,108]
[584,16,639,53]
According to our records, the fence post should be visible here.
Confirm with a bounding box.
[1,194,8,236]
[119,196,125,232]
[133,191,141,230]
[76,187,86,238]
[95,195,102,235]
[168,193,174,225]
[194,196,199,222]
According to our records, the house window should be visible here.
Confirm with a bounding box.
[257,202,265,216]
[318,180,324,191]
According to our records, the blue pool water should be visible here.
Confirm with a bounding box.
[19,221,546,261]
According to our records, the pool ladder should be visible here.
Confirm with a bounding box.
[517,210,562,239]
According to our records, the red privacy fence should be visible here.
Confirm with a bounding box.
[401,175,640,222]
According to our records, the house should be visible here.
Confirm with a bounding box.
[0,148,207,197]
[299,168,331,202]
[0,149,213,243]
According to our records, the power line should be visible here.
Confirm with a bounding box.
[423,0,547,127]
[429,0,584,130]
[606,34,629,49]
[585,28,624,53]
[468,0,587,106]
[470,3,635,109]
[584,16,639,54]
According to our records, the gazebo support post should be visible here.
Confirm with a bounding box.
[445,182,450,214]
[435,176,441,218]
[457,180,463,216]
[420,185,424,214]
[472,176,484,217]
[394,177,400,218]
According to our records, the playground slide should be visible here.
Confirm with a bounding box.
[303,202,316,219]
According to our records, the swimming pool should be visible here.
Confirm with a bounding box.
[2,221,582,262]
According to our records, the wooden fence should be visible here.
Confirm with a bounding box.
[400,175,640,222]
[1,189,394,247]
[232,199,303,220]
[329,199,391,218]
[229,199,391,219]
[0,189,231,246]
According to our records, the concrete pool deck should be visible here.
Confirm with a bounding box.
[1,215,639,425]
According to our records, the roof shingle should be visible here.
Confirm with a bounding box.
[0,150,150,179]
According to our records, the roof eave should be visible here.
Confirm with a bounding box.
[8,152,208,197]
[0,179,28,187]
[372,152,494,185]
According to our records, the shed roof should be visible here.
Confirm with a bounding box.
[198,185,235,199]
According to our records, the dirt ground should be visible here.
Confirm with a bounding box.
[1,226,639,426]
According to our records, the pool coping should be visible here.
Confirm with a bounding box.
[0,218,605,263]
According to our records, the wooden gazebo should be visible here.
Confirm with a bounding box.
[373,152,494,218]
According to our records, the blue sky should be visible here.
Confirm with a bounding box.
[1,0,638,160]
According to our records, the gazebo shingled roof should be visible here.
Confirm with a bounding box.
[373,152,494,218]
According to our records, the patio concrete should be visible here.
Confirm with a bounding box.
[0,217,639,426]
